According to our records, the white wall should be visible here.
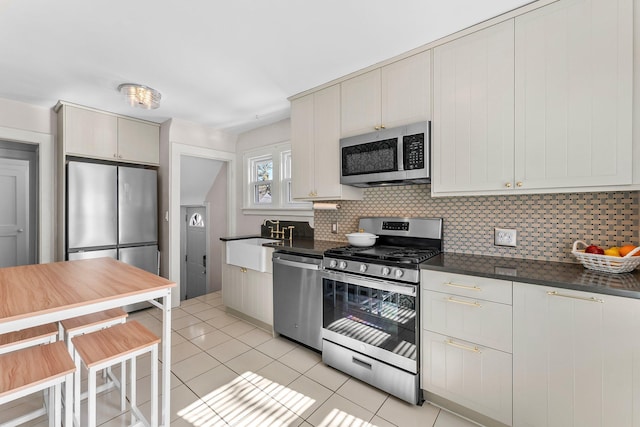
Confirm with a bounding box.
[234,118,312,235]
[205,162,227,292]
[0,97,55,263]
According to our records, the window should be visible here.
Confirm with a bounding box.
[243,143,311,214]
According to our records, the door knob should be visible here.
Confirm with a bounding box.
[17,229,23,232]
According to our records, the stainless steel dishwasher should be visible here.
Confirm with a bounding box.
[272,251,323,351]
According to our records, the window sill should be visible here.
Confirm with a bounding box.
[242,207,314,217]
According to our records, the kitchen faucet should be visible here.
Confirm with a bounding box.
[262,219,295,242]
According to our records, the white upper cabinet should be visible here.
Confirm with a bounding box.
[60,104,160,166]
[341,51,431,137]
[432,20,515,194]
[291,85,363,200]
[514,0,633,190]
[117,118,160,165]
[64,105,118,160]
[432,0,634,196]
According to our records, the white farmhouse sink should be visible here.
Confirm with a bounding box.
[225,238,279,272]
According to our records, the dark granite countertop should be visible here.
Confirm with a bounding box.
[421,253,640,299]
[219,235,262,242]
[263,239,346,257]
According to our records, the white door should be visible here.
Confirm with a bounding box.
[185,207,207,299]
[0,158,29,267]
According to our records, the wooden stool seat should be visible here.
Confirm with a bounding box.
[60,308,127,334]
[72,321,160,427]
[0,341,74,426]
[0,323,58,354]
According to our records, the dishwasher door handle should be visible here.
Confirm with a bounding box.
[273,258,320,270]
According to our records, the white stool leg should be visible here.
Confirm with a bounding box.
[53,383,61,427]
[151,345,158,427]
[88,367,97,427]
[130,357,137,425]
[64,372,73,427]
[48,384,55,427]
[120,361,126,411]
[73,351,81,426]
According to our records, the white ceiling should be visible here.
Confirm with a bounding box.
[0,0,531,134]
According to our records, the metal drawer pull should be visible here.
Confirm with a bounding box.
[352,357,372,370]
[445,339,481,353]
[444,282,481,291]
[546,291,603,303]
[446,297,481,307]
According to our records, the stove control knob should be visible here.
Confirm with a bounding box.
[339,261,348,270]
[395,269,404,278]
[359,264,368,273]
[329,260,337,268]
[381,267,391,276]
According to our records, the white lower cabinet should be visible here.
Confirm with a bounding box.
[221,244,274,327]
[422,331,513,425]
[513,282,640,427]
[421,271,513,425]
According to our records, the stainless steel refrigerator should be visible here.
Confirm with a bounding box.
[66,161,159,311]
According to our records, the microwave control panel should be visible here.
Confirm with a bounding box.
[403,133,425,170]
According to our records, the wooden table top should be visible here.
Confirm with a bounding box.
[0,258,176,323]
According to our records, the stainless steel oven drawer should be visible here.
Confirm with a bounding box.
[322,339,420,405]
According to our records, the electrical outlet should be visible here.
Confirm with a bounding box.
[494,228,517,247]
[331,222,338,234]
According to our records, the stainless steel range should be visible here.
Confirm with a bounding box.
[321,217,443,404]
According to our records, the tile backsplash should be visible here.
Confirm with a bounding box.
[314,185,639,263]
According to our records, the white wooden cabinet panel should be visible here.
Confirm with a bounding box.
[313,86,343,199]
[64,105,118,160]
[422,270,512,305]
[513,282,640,427]
[341,51,431,138]
[422,290,512,353]
[243,269,273,325]
[290,93,315,200]
[340,69,382,137]
[222,263,244,312]
[117,118,160,165]
[290,84,362,201]
[432,20,515,194]
[381,50,431,130]
[514,0,633,190]
[422,330,512,425]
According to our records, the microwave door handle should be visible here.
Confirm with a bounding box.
[397,136,404,171]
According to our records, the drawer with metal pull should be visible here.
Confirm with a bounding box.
[422,290,512,353]
[422,270,512,305]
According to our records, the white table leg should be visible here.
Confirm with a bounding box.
[161,291,171,427]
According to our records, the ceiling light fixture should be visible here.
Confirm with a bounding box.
[117,83,161,109]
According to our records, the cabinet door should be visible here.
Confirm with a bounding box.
[312,85,343,199]
[243,269,273,326]
[341,69,381,137]
[432,20,515,194]
[291,93,315,199]
[514,0,633,190]
[64,105,118,160]
[117,118,160,165]
[513,283,640,427]
[381,50,431,130]
[422,330,512,425]
[221,263,244,312]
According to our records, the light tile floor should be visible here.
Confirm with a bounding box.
[1,291,480,427]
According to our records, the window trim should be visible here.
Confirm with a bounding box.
[242,142,312,216]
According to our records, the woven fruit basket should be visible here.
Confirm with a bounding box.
[572,240,640,274]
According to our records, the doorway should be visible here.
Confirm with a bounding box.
[182,205,208,300]
[0,141,37,267]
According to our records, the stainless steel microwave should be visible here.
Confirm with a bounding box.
[340,121,430,187]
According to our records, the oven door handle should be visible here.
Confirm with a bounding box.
[321,270,416,296]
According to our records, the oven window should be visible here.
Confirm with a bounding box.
[341,138,398,176]
[323,277,417,360]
